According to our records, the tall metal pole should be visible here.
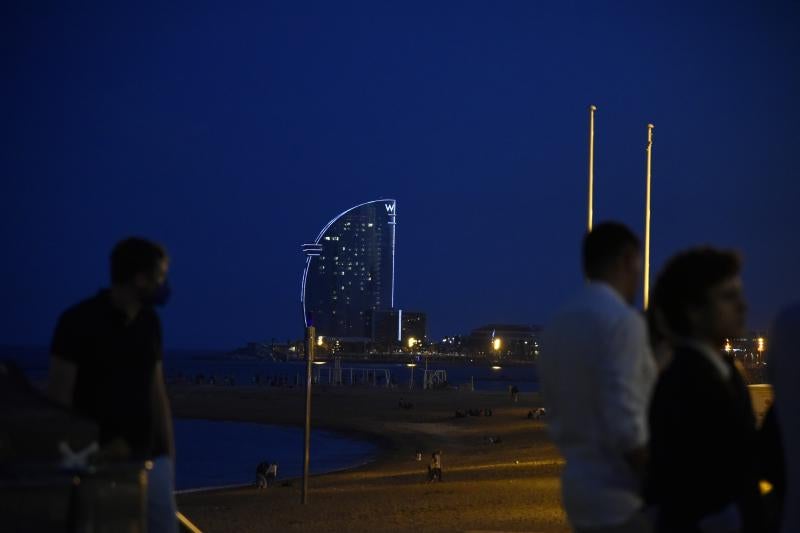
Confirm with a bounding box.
[302,326,315,504]
[644,124,654,310]
[587,105,597,232]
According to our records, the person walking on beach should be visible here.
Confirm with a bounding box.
[646,248,765,532]
[428,451,442,482]
[540,222,657,533]
[48,237,177,533]
[256,462,269,488]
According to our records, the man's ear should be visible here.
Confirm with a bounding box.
[685,304,703,334]
[132,271,149,288]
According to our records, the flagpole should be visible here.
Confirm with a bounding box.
[644,123,654,310]
[587,105,597,232]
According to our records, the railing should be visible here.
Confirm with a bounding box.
[314,366,392,387]
[1,464,202,532]
[422,369,448,389]
[177,510,203,532]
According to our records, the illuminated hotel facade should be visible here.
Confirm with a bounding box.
[301,199,397,340]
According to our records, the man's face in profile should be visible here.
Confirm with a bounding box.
[135,258,170,305]
[696,276,747,343]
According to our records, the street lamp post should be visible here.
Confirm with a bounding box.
[406,363,416,389]
[302,326,315,504]
[492,337,502,358]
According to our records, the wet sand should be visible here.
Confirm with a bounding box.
[172,385,569,532]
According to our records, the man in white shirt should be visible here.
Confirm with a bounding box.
[541,222,657,533]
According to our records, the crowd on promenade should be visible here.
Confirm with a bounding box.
[540,222,798,533]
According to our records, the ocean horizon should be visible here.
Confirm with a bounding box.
[1,344,541,393]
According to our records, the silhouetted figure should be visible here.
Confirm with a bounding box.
[48,237,177,533]
[266,463,278,487]
[540,222,656,532]
[759,404,785,533]
[427,451,442,482]
[646,248,766,532]
[766,303,800,533]
[256,461,269,489]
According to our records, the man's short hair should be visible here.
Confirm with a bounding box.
[652,247,741,337]
[110,237,168,285]
[582,222,641,279]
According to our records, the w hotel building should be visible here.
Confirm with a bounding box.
[301,199,397,340]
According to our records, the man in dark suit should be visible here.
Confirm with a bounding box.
[646,248,765,533]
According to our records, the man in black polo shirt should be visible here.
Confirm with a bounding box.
[48,237,176,533]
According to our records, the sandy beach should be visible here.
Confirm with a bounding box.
[172,383,774,533]
[172,385,569,532]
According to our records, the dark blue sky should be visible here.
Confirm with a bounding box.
[2,2,799,349]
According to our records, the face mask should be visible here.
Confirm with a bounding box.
[149,279,171,307]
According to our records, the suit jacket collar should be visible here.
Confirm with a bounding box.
[676,339,731,379]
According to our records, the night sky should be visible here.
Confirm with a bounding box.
[3,2,799,350]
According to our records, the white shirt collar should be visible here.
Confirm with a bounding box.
[587,281,627,305]
[678,339,731,379]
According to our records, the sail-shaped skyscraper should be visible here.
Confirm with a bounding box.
[301,199,396,340]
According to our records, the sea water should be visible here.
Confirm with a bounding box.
[173,419,378,490]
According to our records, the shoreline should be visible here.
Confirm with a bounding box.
[172,415,382,493]
[171,385,570,532]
